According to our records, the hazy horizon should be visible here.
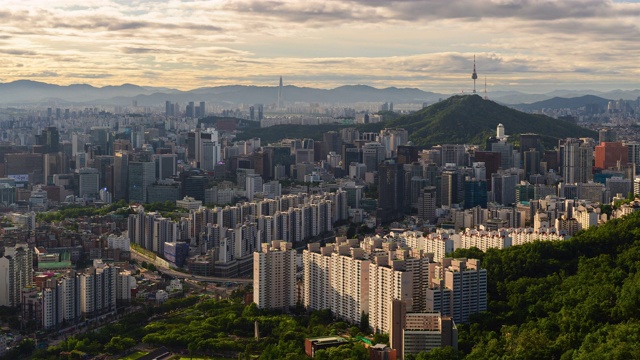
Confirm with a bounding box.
[1,0,639,93]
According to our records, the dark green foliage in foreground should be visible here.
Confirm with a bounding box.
[31,297,200,360]
[447,210,640,359]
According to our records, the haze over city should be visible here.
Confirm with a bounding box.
[1,0,640,93]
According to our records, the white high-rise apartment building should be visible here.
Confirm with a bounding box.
[198,128,221,171]
[116,269,136,305]
[401,231,453,263]
[253,241,296,310]
[330,242,370,325]
[80,260,117,318]
[39,272,82,330]
[426,258,487,324]
[107,234,131,251]
[302,243,333,311]
[246,174,263,201]
[368,255,413,334]
[0,244,33,306]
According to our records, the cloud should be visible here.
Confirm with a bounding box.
[69,73,114,79]
[25,71,59,77]
[0,0,637,92]
[120,47,179,54]
[222,0,640,23]
[0,49,38,56]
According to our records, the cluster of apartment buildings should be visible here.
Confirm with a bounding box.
[127,190,348,276]
[253,237,487,359]
[0,241,136,331]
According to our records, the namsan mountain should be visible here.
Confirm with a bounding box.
[386,94,597,148]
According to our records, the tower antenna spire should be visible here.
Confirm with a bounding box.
[484,77,488,100]
[277,76,283,109]
[471,55,478,93]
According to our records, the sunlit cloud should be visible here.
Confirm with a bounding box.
[0,0,637,93]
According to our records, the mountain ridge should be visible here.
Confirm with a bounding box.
[386,94,597,148]
[513,95,611,111]
[0,79,638,106]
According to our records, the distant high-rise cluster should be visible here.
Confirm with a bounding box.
[277,76,283,109]
[165,100,205,118]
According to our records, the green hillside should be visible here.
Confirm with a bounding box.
[387,94,597,148]
[514,94,610,111]
[448,209,640,360]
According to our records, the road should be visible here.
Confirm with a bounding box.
[130,248,253,285]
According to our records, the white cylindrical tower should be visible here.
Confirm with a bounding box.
[497,123,505,139]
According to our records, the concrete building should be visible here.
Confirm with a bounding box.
[330,239,370,325]
[253,241,296,310]
[417,186,437,223]
[0,244,33,306]
[595,142,628,170]
[80,260,117,319]
[176,196,203,211]
[128,161,155,203]
[390,300,458,360]
[302,243,333,311]
[426,258,487,324]
[560,138,593,184]
[78,167,100,198]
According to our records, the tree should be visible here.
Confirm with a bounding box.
[104,336,135,354]
[372,333,389,345]
[414,347,462,360]
[359,311,370,334]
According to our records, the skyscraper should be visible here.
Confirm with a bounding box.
[417,186,437,223]
[560,138,593,184]
[302,243,333,311]
[0,244,33,307]
[128,161,155,203]
[199,101,206,117]
[113,151,129,201]
[595,142,627,170]
[440,164,464,208]
[378,160,406,223]
[36,126,60,154]
[277,76,283,108]
[426,258,487,324]
[330,244,370,325]
[78,167,100,198]
[254,241,296,310]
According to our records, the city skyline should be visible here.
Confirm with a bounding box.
[0,0,639,93]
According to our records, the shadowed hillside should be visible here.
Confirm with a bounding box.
[386,94,597,148]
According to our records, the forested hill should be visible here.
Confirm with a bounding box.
[447,210,640,360]
[513,94,611,111]
[386,94,596,148]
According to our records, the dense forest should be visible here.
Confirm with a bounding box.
[449,209,640,359]
[18,209,640,359]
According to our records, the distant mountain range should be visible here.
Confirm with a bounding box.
[512,95,612,112]
[0,80,638,107]
[386,95,597,148]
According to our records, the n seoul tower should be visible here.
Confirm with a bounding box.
[471,55,478,93]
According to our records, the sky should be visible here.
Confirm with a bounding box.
[0,0,639,93]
